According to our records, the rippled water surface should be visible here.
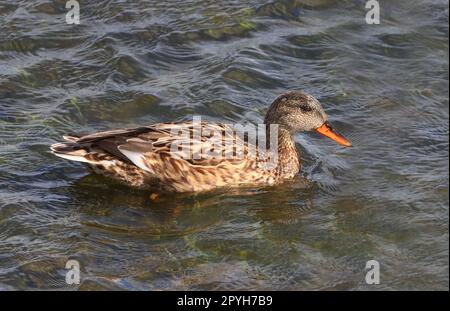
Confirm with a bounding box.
[0,0,448,290]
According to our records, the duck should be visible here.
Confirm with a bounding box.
[51,91,351,193]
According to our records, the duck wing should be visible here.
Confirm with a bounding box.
[51,122,268,192]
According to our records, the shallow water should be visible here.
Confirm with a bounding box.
[0,0,448,290]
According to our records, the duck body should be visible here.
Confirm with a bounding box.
[51,122,300,193]
[51,91,351,193]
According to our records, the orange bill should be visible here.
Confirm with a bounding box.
[315,121,352,147]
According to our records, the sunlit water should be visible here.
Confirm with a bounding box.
[0,0,448,290]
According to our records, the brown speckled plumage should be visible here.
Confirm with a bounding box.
[51,91,350,193]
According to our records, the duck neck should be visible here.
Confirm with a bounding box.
[277,128,300,178]
[265,125,300,179]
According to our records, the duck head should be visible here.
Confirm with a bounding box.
[264,91,352,147]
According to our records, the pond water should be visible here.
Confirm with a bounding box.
[0,0,448,290]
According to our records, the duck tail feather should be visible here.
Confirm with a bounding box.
[50,142,96,164]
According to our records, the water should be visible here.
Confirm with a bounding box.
[0,0,448,290]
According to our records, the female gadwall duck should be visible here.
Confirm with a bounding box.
[51,91,351,192]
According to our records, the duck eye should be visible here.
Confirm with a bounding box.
[299,104,312,112]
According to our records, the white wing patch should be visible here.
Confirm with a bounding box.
[117,146,151,172]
